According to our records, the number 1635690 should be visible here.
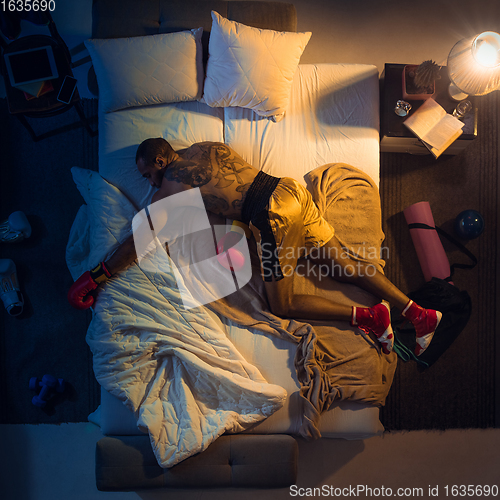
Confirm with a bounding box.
[1,0,56,12]
[444,485,498,497]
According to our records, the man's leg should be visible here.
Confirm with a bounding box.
[309,235,410,310]
[264,234,441,355]
[263,257,395,354]
[308,235,441,355]
[264,272,352,321]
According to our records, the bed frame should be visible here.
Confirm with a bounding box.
[85,0,388,491]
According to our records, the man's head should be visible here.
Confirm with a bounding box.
[136,138,176,188]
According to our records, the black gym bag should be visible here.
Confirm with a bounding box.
[392,278,472,367]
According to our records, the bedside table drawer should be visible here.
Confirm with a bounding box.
[381,136,474,155]
[380,137,428,154]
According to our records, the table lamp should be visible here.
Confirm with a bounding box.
[447,31,500,101]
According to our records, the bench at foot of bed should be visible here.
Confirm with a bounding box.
[96,434,298,491]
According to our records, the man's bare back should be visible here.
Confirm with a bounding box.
[104,141,260,277]
[158,142,260,220]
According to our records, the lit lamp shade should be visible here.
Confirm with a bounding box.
[447,31,500,100]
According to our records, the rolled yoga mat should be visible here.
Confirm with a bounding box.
[403,201,452,283]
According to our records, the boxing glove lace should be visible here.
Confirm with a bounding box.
[68,262,111,310]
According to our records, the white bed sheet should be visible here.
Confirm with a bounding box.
[224,63,380,186]
[93,63,383,439]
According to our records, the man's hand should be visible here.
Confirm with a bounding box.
[68,262,111,310]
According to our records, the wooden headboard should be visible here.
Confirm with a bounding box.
[91,0,297,38]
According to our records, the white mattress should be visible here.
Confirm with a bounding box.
[94,63,383,439]
[97,64,380,212]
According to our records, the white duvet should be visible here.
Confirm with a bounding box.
[66,167,286,468]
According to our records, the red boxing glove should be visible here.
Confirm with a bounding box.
[68,262,111,310]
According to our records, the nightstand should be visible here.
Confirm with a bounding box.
[380,63,477,154]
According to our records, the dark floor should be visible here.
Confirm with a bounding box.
[379,91,499,430]
[0,99,100,424]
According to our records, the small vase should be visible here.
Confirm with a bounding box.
[402,64,435,100]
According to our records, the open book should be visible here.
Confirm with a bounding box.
[404,98,464,158]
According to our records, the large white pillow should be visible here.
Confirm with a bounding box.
[202,11,311,122]
[85,29,204,113]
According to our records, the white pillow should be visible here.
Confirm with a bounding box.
[202,11,311,122]
[85,29,204,113]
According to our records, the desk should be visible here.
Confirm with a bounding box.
[380,63,477,155]
[1,34,97,141]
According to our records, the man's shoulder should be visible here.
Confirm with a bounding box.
[182,142,242,163]
[190,141,236,153]
[153,177,192,203]
[188,141,224,150]
[181,141,221,157]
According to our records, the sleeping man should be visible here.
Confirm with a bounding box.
[68,138,441,356]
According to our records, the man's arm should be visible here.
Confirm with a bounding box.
[67,198,152,310]
[67,234,138,310]
[102,185,178,276]
[98,200,167,277]
[67,190,169,310]
[104,234,137,276]
[67,177,196,310]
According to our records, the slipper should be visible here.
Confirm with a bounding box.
[0,259,24,316]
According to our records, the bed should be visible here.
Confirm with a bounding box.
[66,0,397,490]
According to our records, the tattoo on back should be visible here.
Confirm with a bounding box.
[165,159,212,187]
[165,144,251,190]
[232,183,251,211]
[203,195,229,217]
[212,145,251,189]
